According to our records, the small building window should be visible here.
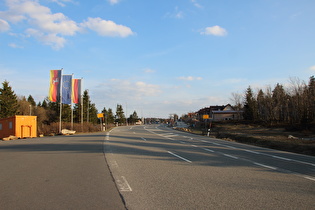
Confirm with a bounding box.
[9,122,13,129]
[0,123,2,130]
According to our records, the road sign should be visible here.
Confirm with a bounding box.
[202,115,209,119]
[97,113,104,118]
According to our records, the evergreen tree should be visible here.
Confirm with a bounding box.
[89,103,98,124]
[102,107,108,126]
[272,83,287,123]
[41,98,48,109]
[256,89,267,122]
[61,104,72,122]
[107,108,115,124]
[243,86,257,121]
[47,100,59,123]
[0,80,18,118]
[80,90,98,124]
[73,102,81,123]
[27,95,36,107]
[116,104,126,125]
[129,111,139,124]
[83,90,89,122]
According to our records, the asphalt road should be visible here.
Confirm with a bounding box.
[105,124,315,210]
[0,133,126,210]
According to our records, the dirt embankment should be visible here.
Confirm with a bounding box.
[176,123,315,156]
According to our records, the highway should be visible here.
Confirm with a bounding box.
[1,125,314,209]
[105,124,315,209]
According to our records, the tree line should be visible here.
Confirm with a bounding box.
[0,80,140,134]
[239,76,315,130]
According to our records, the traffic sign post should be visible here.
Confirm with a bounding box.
[97,113,104,131]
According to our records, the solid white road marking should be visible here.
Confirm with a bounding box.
[245,150,261,154]
[225,145,237,149]
[168,151,192,163]
[271,155,292,161]
[141,137,147,141]
[295,161,315,167]
[253,162,277,170]
[223,154,239,159]
[163,134,179,138]
[303,176,315,182]
[203,148,215,153]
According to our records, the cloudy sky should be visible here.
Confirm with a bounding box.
[0,0,314,118]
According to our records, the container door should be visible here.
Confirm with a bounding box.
[21,125,31,138]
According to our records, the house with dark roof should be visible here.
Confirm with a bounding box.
[196,104,243,121]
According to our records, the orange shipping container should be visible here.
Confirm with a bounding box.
[0,115,37,139]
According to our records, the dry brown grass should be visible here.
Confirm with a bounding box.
[38,122,115,136]
[177,122,315,156]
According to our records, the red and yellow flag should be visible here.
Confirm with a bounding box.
[49,70,61,102]
[72,78,81,104]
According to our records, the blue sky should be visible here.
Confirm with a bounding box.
[0,0,314,118]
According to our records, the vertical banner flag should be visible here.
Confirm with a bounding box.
[49,70,61,102]
[62,75,72,104]
[72,79,81,104]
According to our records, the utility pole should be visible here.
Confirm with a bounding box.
[87,89,89,123]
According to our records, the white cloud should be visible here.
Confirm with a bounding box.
[309,65,315,72]
[0,0,80,49]
[174,7,184,19]
[144,68,155,73]
[0,19,10,32]
[97,79,161,101]
[191,0,203,8]
[175,11,184,19]
[135,81,161,96]
[8,43,23,48]
[26,28,66,50]
[108,0,120,5]
[16,1,80,35]
[0,0,134,49]
[81,17,134,37]
[164,7,184,19]
[50,0,74,7]
[178,76,202,81]
[201,25,227,36]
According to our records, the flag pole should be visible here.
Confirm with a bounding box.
[59,68,63,134]
[81,77,83,132]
